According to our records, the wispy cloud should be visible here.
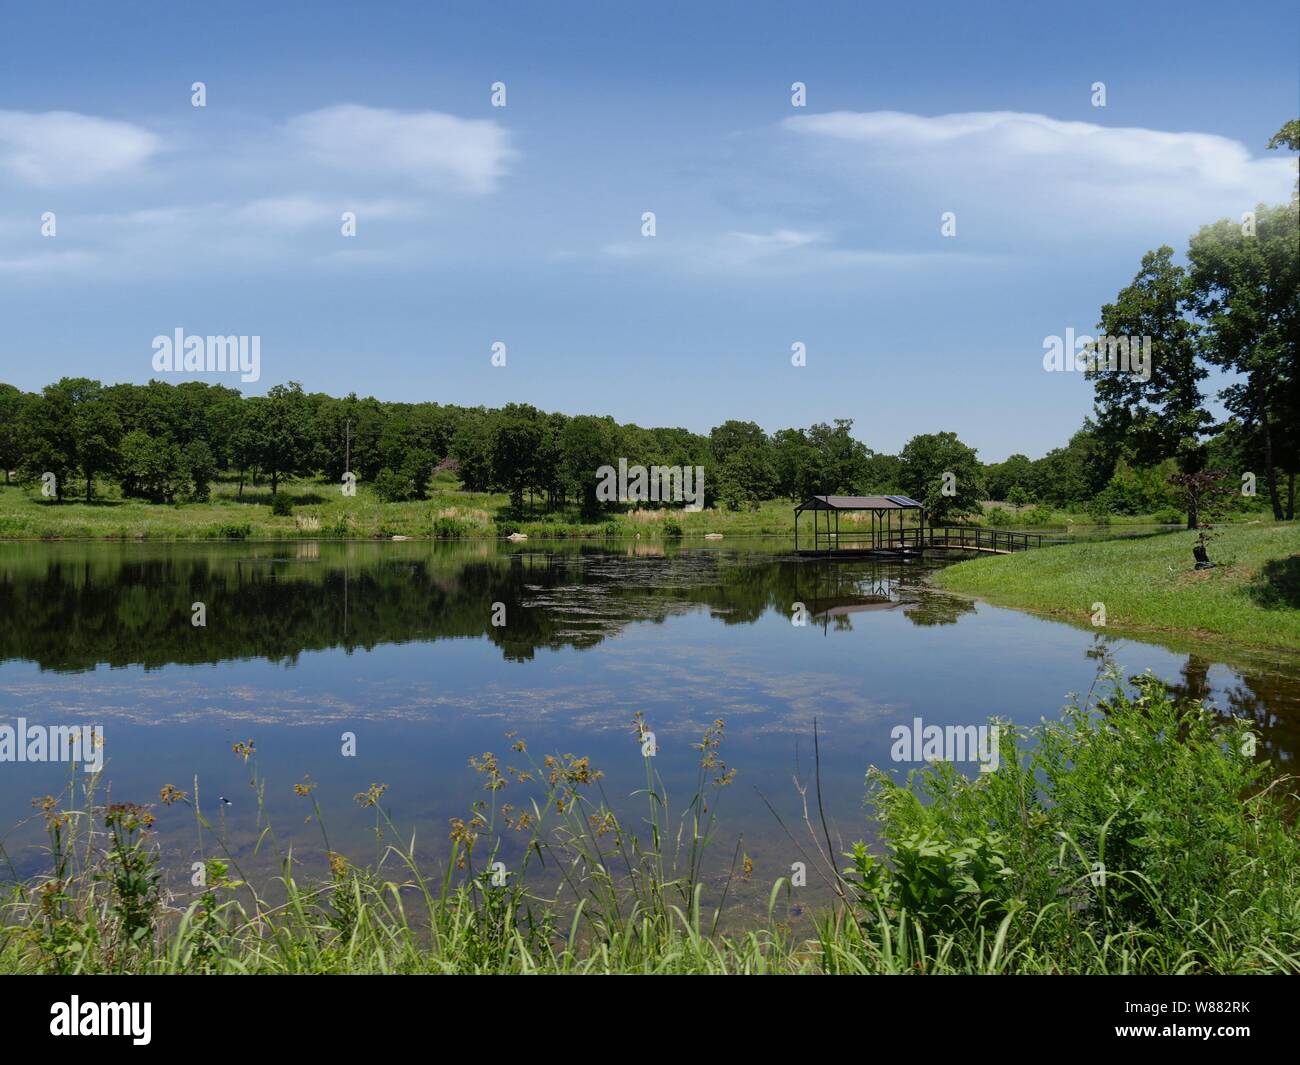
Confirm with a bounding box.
[284,104,516,193]
[601,226,998,274]
[0,110,160,186]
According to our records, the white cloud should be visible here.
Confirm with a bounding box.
[285,104,515,193]
[784,110,1295,232]
[0,110,159,186]
[601,227,996,273]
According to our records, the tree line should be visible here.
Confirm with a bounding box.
[0,371,1279,527]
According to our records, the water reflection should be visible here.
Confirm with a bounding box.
[0,540,1295,898]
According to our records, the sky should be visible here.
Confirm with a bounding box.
[0,0,1296,462]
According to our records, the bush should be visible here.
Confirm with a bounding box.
[374,469,417,503]
[985,507,1012,527]
[433,516,468,539]
[1152,507,1183,525]
[1019,505,1055,526]
[213,523,250,540]
[270,493,294,517]
[845,675,1296,973]
[662,516,684,538]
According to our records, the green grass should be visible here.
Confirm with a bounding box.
[933,523,1300,652]
[0,476,1277,543]
[1,678,1296,974]
[0,479,818,541]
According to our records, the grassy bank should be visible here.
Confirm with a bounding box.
[0,480,1276,542]
[0,479,803,541]
[1,679,1296,974]
[933,523,1300,652]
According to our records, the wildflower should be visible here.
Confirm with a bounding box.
[159,784,188,806]
[449,817,477,868]
[354,783,388,808]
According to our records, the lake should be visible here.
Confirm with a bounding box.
[1,539,1296,915]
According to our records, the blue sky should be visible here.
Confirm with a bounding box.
[0,0,1295,461]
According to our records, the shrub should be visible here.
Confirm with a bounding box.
[846,675,1296,972]
[433,516,468,539]
[374,469,417,503]
[662,516,684,538]
[270,493,294,517]
[213,523,250,540]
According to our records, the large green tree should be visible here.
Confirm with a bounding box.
[899,431,985,525]
[1090,246,1211,527]
[1187,195,1298,520]
[244,382,317,494]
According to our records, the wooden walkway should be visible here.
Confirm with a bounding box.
[796,526,1061,558]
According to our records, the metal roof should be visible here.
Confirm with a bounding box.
[794,494,923,513]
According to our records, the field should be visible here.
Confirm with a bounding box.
[0,478,1277,542]
[934,523,1300,652]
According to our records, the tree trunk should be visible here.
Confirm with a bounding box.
[1186,493,1198,530]
[1287,470,1296,521]
[271,470,279,495]
[1261,412,1283,520]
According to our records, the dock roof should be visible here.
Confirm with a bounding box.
[794,494,923,513]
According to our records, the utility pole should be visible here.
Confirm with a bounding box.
[345,419,352,476]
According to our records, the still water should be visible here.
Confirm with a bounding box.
[1,540,1296,911]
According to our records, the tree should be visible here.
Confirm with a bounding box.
[985,454,1034,501]
[561,415,617,517]
[771,428,811,499]
[492,403,547,515]
[709,420,774,506]
[118,430,185,502]
[184,439,217,501]
[1029,422,1113,507]
[244,382,316,494]
[1090,246,1212,527]
[898,431,985,525]
[805,419,870,494]
[0,384,26,484]
[21,378,120,501]
[1187,197,1298,520]
[451,413,495,492]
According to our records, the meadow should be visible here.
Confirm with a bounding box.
[934,523,1300,653]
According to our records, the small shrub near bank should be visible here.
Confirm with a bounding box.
[432,516,468,539]
[270,494,294,517]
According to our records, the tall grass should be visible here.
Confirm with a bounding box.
[1,677,1296,974]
